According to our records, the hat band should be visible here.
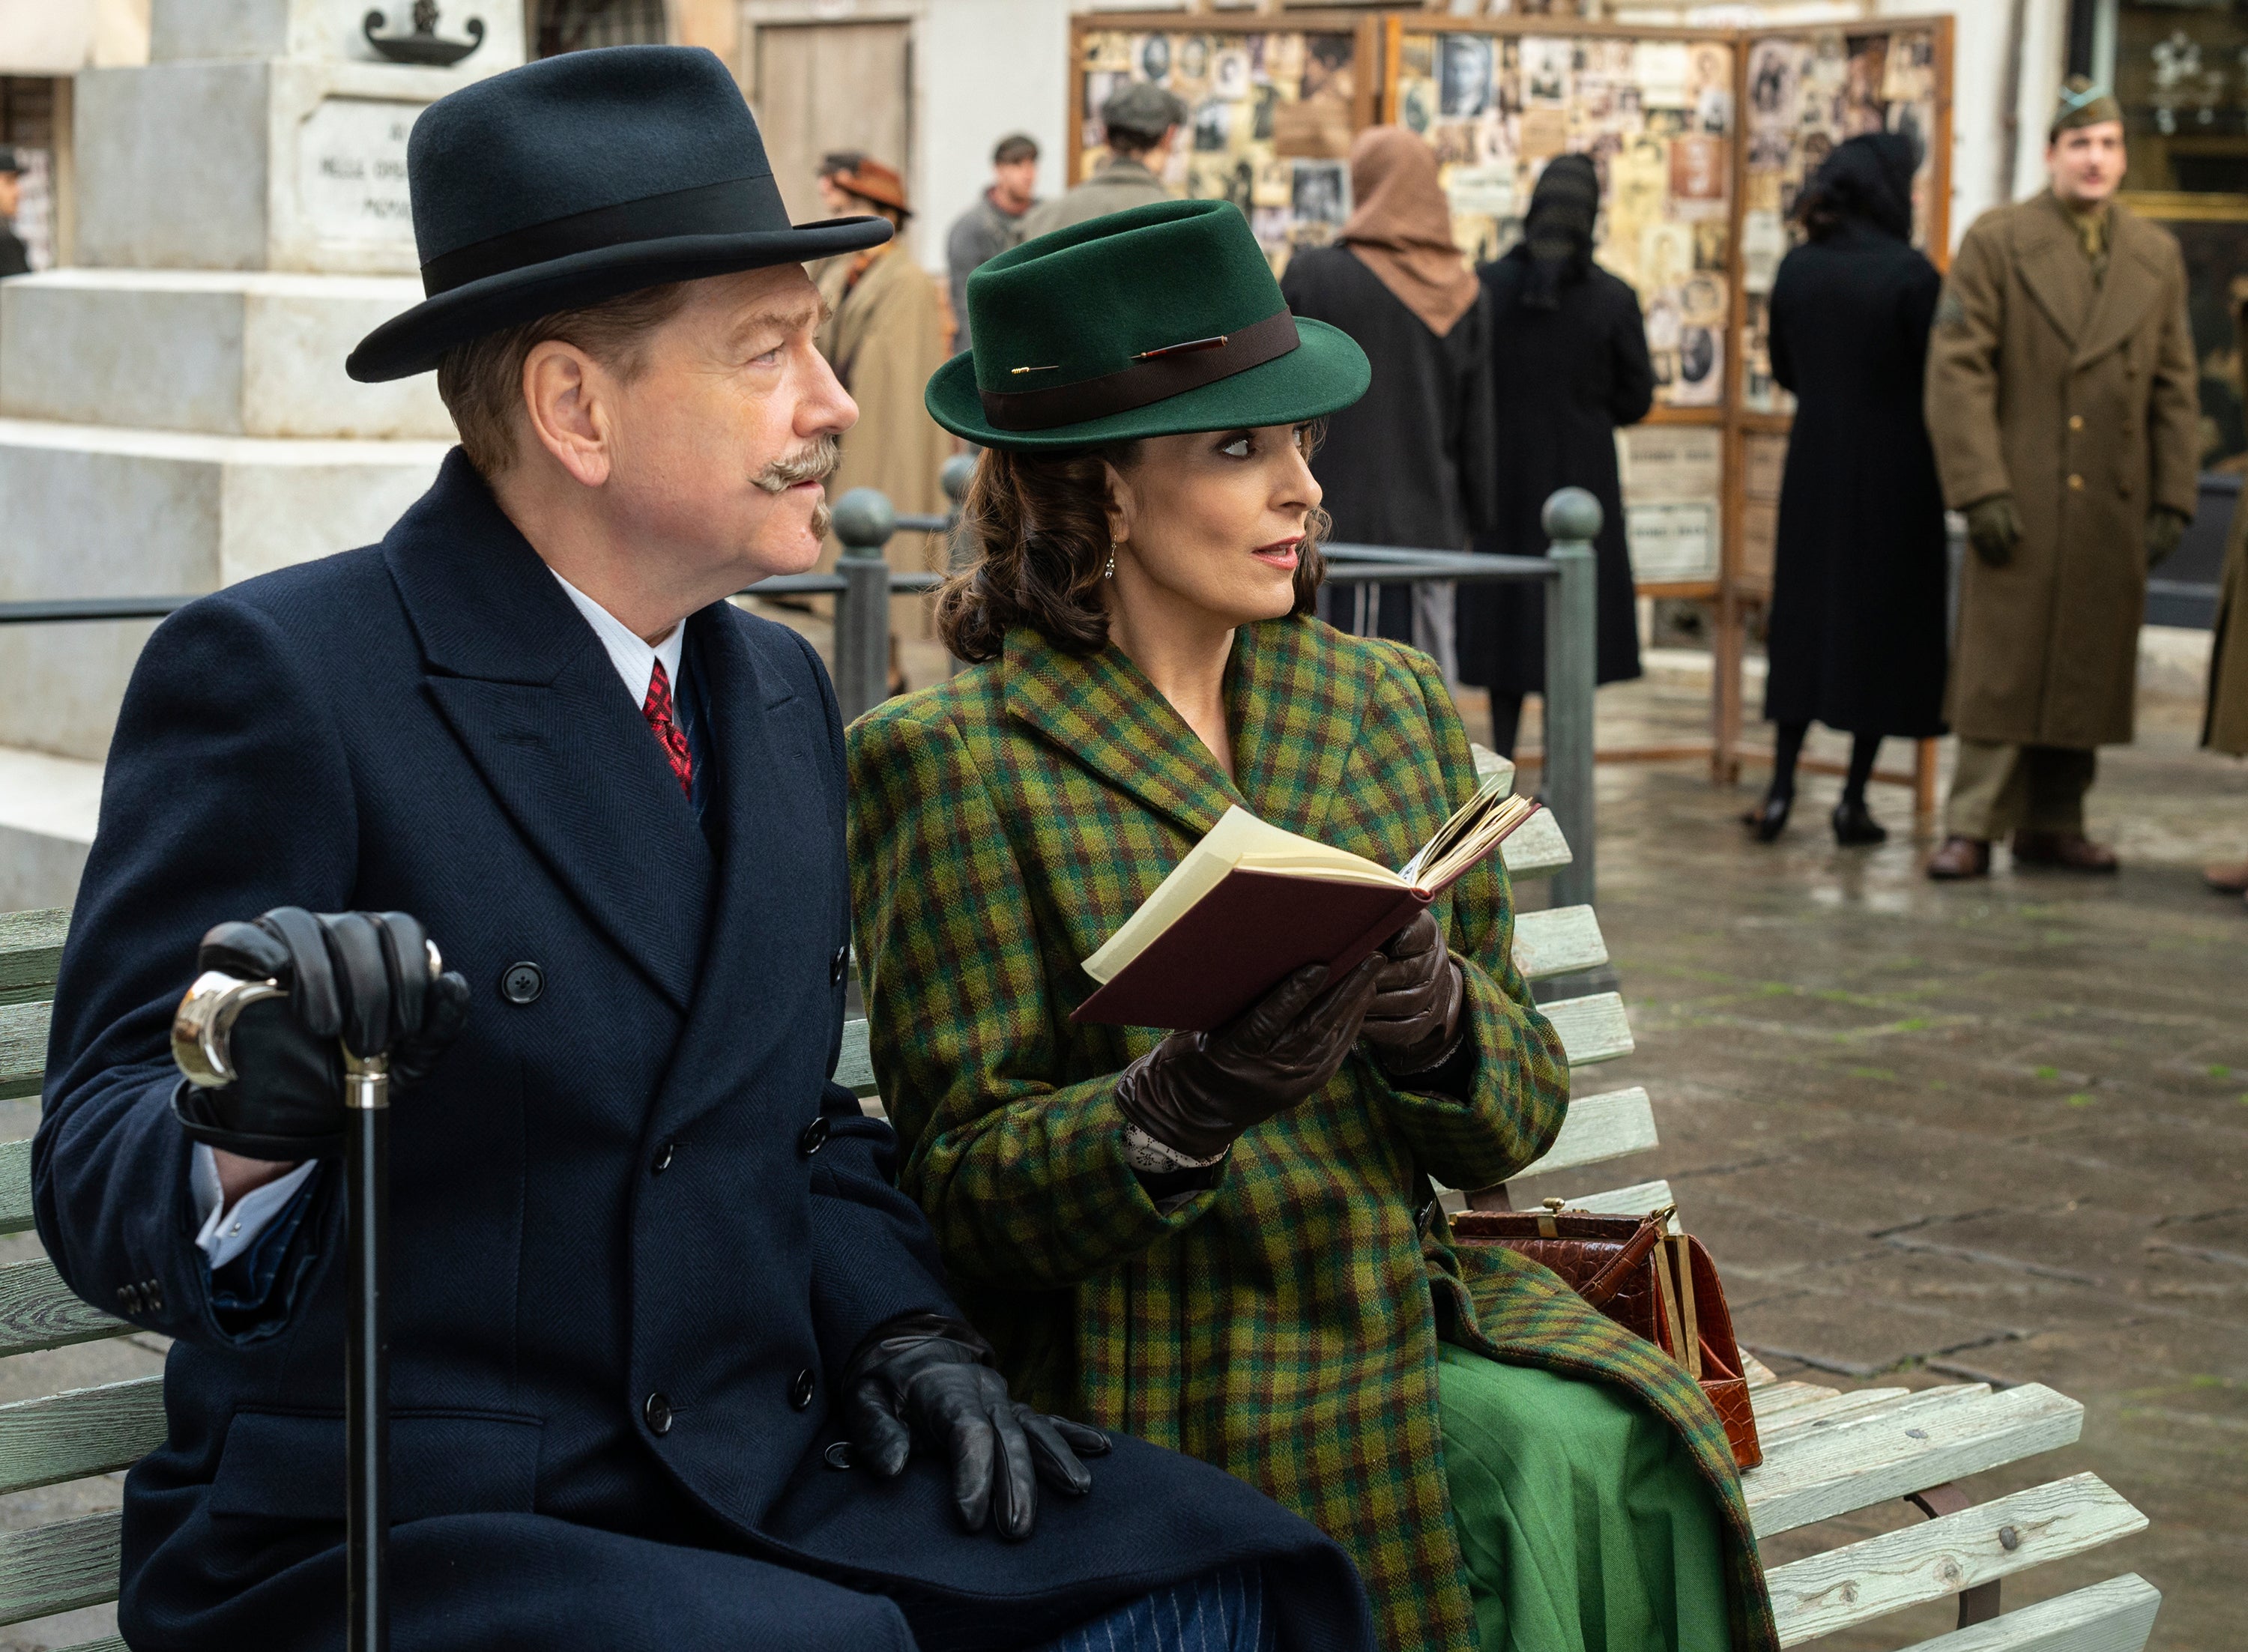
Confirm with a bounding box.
[420,173,792,297]
[977,308,1300,433]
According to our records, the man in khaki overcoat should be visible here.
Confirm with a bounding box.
[1924,79,2200,878]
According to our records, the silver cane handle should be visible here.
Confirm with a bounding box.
[171,940,443,1090]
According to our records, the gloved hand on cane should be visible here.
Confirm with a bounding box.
[172,907,469,1161]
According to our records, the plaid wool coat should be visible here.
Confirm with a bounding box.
[847,615,1775,1652]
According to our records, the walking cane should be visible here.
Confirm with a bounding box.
[173,943,438,1652]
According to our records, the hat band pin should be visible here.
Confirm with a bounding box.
[978,307,1300,433]
[418,171,791,297]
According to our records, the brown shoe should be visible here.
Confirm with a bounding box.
[2205,860,2248,895]
[2010,829,2118,872]
[1924,835,1990,880]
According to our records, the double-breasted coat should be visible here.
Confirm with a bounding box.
[1926,192,2200,748]
[33,453,1373,1652]
[847,615,1777,1652]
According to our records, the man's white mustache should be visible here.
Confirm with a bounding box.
[755,436,841,494]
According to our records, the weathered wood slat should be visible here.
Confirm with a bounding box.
[1743,1351,1780,1388]
[1470,748,1514,793]
[1750,1381,1845,1422]
[0,1378,166,1497]
[0,1510,121,1627]
[1745,1382,2084,1538]
[1508,1087,1655,1182]
[837,1019,876,1100]
[0,1000,50,1104]
[1897,1573,2160,1652]
[1543,992,1633,1066]
[58,1639,127,1652]
[1766,1474,2147,1647]
[0,1261,130,1360]
[1499,809,1571,880]
[1510,905,1607,981]
[0,910,66,1008]
[0,1138,31,1235]
[1559,1178,1676,1221]
[1752,1385,1922,1448]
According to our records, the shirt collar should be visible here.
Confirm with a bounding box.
[548,567,686,709]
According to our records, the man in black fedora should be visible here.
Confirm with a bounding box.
[34,46,1371,1652]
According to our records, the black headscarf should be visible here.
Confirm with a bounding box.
[1514,153,1599,310]
[1798,132,1919,243]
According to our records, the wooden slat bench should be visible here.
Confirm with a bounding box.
[0,747,2162,1648]
[0,904,142,1652]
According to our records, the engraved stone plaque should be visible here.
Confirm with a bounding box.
[297,98,420,249]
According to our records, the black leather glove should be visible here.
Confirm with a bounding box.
[1359,911,1466,1077]
[1965,494,2021,567]
[842,1312,1109,1539]
[2145,506,2191,568]
[172,907,469,1161]
[1114,956,1385,1161]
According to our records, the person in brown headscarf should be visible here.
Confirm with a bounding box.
[1457,152,1655,757]
[1280,126,1496,676]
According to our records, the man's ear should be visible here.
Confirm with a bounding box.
[521,339,613,487]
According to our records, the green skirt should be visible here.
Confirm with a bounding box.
[1437,1344,1733,1652]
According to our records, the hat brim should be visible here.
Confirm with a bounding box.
[924,317,1371,451]
[346,215,894,382]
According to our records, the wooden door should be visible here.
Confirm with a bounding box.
[752,21,914,250]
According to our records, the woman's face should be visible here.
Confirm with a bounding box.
[1106,422,1321,632]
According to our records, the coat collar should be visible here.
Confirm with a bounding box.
[1000,613,1375,844]
[2076,200,2172,369]
[386,450,714,1010]
[2015,192,2169,367]
[2013,191,2097,346]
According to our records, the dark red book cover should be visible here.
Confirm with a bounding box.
[1070,870,1433,1032]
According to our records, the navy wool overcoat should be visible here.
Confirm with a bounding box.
[34,453,1374,1652]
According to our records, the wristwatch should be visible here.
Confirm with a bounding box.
[1120,1121,1229,1173]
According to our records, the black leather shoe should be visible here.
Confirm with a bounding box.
[1831,798,1888,846]
[1742,793,1792,843]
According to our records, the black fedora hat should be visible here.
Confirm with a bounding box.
[347,46,890,382]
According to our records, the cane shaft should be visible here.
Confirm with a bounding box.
[345,1066,389,1652]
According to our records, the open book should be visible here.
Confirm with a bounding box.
[1072,774,1540,1031]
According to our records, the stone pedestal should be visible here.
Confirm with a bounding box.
[0,0,520,778]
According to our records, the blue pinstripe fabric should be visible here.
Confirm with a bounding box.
[1029,1564,1273,1652]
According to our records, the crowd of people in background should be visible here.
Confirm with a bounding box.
[817,71,2248,907]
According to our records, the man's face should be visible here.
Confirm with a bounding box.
[2048,121,2125,209]
[595,264,856,590]
[0,172,22,221]
[815,172,854,217]
[993,157,1038,212]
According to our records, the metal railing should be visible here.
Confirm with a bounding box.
[0,475,1604,904]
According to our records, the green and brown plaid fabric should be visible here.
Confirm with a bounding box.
[847,615,1771,1652]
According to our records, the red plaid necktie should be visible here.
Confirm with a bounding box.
[641,659,693,797]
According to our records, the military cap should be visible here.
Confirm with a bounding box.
[2051,76,2124,139]
[1101,82,1188,145]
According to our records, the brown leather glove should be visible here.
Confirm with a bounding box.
[1964,494,2020,567]
[1114,957,1386,1160]
[2145,506,2191,568]
[1359,911,1466,1077]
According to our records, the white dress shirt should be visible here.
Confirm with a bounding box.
[190,569,685,1267]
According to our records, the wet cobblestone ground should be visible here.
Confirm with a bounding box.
[1481,676,2248,1651]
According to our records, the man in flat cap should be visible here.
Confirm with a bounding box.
[1019,82,1185,240]
[1924,76,2199,879]
[34,46,1371,1652]
[946,132,1041,354]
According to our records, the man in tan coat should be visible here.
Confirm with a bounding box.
[1925,79,2200,878]
[812,154,952,684]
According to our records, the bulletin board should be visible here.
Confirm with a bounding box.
[1068,13,1382,276]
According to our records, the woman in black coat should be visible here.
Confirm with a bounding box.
[1750,132,1948,844]
[1457,154,1654,756]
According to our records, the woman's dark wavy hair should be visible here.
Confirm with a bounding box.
[936,429,1330,663]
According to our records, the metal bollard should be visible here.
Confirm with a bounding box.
[1541,488,1601,908]
[831,487,895,724]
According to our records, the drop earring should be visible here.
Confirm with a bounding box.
[1105,542,1119,579]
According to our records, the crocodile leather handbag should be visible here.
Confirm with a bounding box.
[1449,1200,1762,1471]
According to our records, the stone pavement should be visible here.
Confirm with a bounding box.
[1481,677,2248,1651]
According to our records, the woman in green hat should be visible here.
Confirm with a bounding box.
[846,199,1773,1652]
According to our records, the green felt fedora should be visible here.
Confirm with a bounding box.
[925,199,1369,451]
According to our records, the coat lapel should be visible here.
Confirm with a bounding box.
[387,453,712,1012]
[2013,194,2094,348]
[1003,626,1243,840]
[1227,615,1377,841]
[2073,207,2169,369]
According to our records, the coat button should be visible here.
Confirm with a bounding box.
[500,961,544,1005]
[2068,414,2084,430]
[2067,473,2084,491]
[644,1392,672,1435]
[798,1116,831,1156]
[824,1440,856,1470]
[652,1141,676,1175]
[830,944,849,986]
[790,1368,818,1410]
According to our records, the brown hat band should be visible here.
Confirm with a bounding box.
[977,308,1300,432]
